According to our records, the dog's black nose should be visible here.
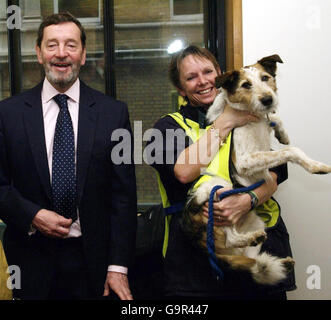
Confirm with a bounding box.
[261,96,273,107]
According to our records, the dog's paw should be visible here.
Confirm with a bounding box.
[279,134,290,145]
[280,257,295,273]
[249,230,267,247]
[274,130,290,145]
[185,196,203,215]
[314,165,331,174]
[308,161,331,175]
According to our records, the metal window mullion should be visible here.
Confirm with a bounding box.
[7,0,22,96]
[205,0,226,72]
[103,0,116,98]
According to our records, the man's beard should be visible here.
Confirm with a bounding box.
[44,60,81,89]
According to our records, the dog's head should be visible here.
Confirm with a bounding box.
[215,54,283,116]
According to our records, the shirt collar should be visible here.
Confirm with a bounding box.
[179,104,209,128]
[42,77,80,104]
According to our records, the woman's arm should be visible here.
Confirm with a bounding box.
[174,106,259,184]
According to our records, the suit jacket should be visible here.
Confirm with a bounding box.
[0,80,137,299]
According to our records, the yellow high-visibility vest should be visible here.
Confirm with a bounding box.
[0,221,12,300]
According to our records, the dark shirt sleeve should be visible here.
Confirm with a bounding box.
[270,163,288,185]
[145,115,191,179]
[145,115,193,204]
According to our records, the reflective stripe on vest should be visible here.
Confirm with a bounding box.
[156,112,211,257]
[155,172,172,257]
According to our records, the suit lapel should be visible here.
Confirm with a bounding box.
[23,83,53,202]
[76,81,97,205]
[23,81,97,206]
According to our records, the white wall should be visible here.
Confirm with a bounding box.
[242,0,331,300]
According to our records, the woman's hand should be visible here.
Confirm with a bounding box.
[202,187,251,227]
[213,105,260,140]
[201,172,278,226]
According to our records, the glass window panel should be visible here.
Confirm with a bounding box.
[0,2,10,100]
[22,0,42,18]
[58,0,99,19]
[174,0,203,16]
[113,0,205,205]
[20,0,105,93]
[40,0,54,18]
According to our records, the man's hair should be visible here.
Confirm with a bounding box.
[168,45,220,89]
[36,12,86,48]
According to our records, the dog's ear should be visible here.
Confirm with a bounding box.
[215,71,240,94]
[257,54,283,77]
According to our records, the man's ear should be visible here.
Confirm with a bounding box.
[81,47,87,66]
[257,54,283,77]
[215,70,240,94]
[35,45,43,65]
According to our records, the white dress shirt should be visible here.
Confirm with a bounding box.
[41,78,127,275]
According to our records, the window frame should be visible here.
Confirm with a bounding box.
[5,0,243,206]
[7,0,23,96]
[6,0,243,96]
[224,0,243,70]
[54,0,102,24]
[170,0,203,21]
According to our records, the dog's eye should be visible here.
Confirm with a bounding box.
[261,75,270,81]
[241,82,251,89]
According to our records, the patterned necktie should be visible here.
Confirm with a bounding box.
[52,94,77,221]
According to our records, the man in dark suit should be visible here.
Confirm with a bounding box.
[0,13,137,300]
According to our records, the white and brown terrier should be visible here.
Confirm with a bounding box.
[183,55,331,285]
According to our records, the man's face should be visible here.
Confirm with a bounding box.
[36,22,86,92]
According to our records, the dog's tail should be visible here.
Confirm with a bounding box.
[250,253,295,285]
[217,252,294,285]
